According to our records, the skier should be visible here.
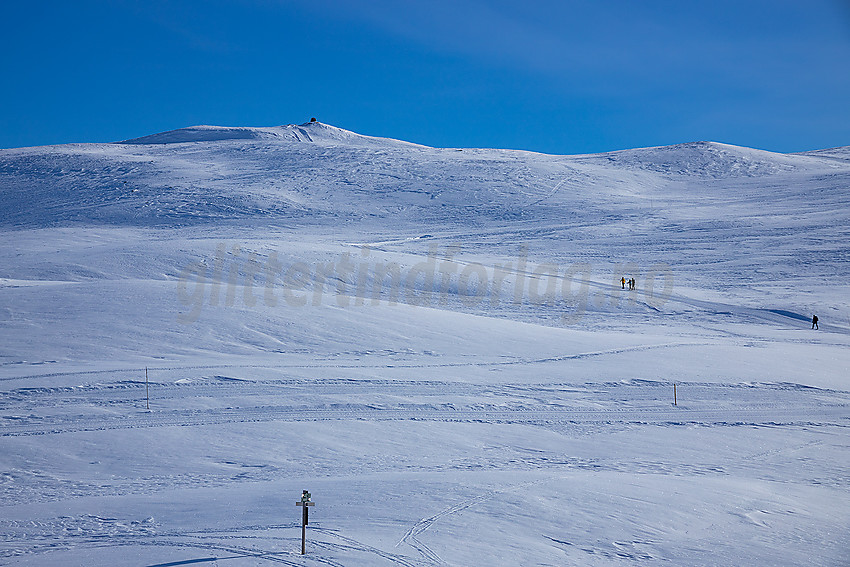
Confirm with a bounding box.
[812,315,818,330]
[621,276,626,289]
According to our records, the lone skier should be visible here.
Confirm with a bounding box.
[812,315,818,330]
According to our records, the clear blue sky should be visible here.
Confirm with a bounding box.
[2,0,849,153]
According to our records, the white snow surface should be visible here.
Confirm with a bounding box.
[1,123,849,566]
[119,122,425,148]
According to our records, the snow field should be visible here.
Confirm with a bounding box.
[1,123,849,565]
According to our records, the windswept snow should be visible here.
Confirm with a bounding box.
[0,124,848,566]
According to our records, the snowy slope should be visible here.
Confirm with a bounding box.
[1,124,849,566]
[794,145,850,162]
[120,121,427,147]
[1,123,845,227]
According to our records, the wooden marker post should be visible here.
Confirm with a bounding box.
[673,383,677,406]
[296,490,315,555]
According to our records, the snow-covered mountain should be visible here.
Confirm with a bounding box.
[2,121,847,228]
[119,121,426,147]
[1,123,848,566]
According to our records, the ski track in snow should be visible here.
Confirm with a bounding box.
[0,341,706,382]
[0,515,427,566]
[2,378,847,439]
[395,478,553,565]
[2,378,848,511]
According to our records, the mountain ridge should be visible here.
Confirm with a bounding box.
[1,122,847,229]
[0,119,844,162]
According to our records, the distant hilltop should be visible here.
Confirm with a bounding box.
[0,119,847,228]
[119,121,426,148]
[116,121,850,163]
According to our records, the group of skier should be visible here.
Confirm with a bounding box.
[616,276,821,332]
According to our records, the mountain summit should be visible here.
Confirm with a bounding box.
[119,120,424,148]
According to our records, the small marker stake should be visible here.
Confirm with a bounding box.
[673,383,677,406]
[145,367,150,410]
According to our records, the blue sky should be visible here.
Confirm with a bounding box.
[2,0,849,153]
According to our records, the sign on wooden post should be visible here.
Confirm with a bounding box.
[296,490,315,555]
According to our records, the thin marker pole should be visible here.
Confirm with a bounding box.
[673,383,677,406]
[301,508,307,555]
[146,367,150,410]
